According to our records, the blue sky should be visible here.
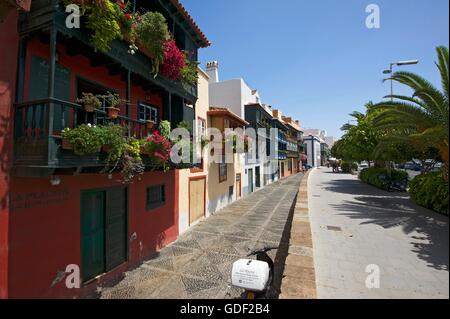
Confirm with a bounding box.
[183,0,449,138]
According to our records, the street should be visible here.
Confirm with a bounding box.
[100,174,303,299]
[309,167,449,299]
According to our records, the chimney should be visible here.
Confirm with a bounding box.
[206,61,219,83]
[273,109,282,120]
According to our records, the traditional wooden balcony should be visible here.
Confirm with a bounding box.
[13,98,152,176]
[18,0,198,100]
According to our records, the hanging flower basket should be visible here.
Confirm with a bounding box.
[107,106,121,119]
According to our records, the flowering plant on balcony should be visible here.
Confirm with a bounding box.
[136,11,171,76]
[76,92,102,112]
[120,139,145,184]
[200,135,210,150]
[225,131,246,153]
[181,54,200,87]
[101,124,128,170]
[141,130,172,171]
[161,40,185,81]
[100,125,145,184]
[98,92,128,119]
[61,124,104,156]
[84,0,123,52]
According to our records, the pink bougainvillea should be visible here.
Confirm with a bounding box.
[144,130,172,164]
[161,40,185,81]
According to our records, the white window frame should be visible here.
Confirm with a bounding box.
[139,102,159,123]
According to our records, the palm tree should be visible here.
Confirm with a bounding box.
[370,46,449,180]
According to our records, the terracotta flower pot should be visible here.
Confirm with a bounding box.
[107,106,120,119]
[62,138,73,150]
[146,120,155,130]
[84,103,96,113]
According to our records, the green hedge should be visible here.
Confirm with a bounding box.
[341,161,358,173]
[409,173,449,215]
[359,167,408,191]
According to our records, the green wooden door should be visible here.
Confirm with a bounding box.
[105,188,128,271]
[81,188,128,281]
[80,191,105,282]
[248,169,254,193]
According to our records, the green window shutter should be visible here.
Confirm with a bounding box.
[29,55,71,132]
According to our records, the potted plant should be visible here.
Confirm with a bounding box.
[145,120,156,130]
[102,92,124,119]
[76,93,102,113]
[136,11,170,76]
[61,124,104,156]
[61,128,74,150]
[141,131,172,171]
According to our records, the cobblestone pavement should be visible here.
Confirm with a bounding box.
[100,174,303,299]
[309,168,449,299]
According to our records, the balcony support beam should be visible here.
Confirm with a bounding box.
[47,27,58,172]
[15,37,27,104]
[126,70,131,118]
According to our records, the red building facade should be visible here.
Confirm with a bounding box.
[0,0,209,298]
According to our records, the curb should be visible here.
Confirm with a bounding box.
[279,169,317,299]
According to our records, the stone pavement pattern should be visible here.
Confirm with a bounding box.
[309,167,449,299]
[100,174,303,299]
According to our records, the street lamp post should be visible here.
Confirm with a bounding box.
[383,60,419,101]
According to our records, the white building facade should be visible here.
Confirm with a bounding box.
[304,134,323,167]
[206,61,272,197]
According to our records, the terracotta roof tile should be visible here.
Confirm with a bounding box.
[169,0,211,48]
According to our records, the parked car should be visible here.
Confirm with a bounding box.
[359,162,369,169]
[404,162,422,171]
[430,162,443,172]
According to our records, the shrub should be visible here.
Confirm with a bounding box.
[101,124,128,171]
[409,173,449,215]
[158,120,171,140]
[85,0,123,52]
[359,167,409,191]
[341,161,358,173]
[61,124,104,156]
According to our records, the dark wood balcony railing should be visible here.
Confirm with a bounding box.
[20,0,198,100]
[14,98,150,172]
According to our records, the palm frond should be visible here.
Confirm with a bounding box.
[435,46,449,101]
[391,71,446,109]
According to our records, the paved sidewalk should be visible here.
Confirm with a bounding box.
[279,170,317,299]
[100,174,303,299]
[309,168,449,299]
